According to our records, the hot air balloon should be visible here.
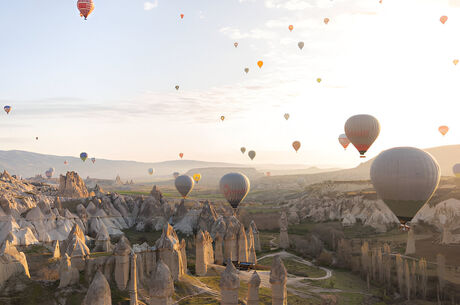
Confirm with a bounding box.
[440,16,448,24]
[316,78,322,83]
[180,14,184,19]
[257,61,263,68]
[91,157,96,164]
[175,175,194,198]
[324,18,330,24]
[234,42,238,48]
[370,147,440,223]
[220,116,225,122]
[240,147,246,154]
[338,134,351,150]
[439,125,449,136]
[284,113,290,120]
[193,173,202,184]
[45,170,53,179]
[292,141,301,152]
[175,85,179,91]
[35,137,39,140]
[344,114,380,158]
[298,42,304,50]
[179,153,184,159]
[77,0,94,20]
[244,68,249,74]
[288,25,294,32]
[266,172,271,177]
[248,150,256,160]
[453,164,460,177]
[219,172,250,209]
[173,172,180,179]
[454,59,459,66]
[80,152,88,162]
[148,168,154,175]
[64,160,68,165]
[3,106,11,114]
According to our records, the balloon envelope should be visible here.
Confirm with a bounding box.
[344,114,380,158]
[284,113,290,120]
[248,150,256,160]
[80,152,88,162]
[193,173,201,183]
[173,172,180,179]
[240,147,246,154]
[219,172,250,209]
[440,15,448,24]
[257,61,263,68]
[179,153,184,159]
[324,18,330,24]
[288,25,293,31]
[298,42,304,50]
[220,116,225,122]
[91,157,96,164]
[234,42,238,48]
[244,68,249,74]
[77,0,94,19]
[453,164,460,177]
[338,134,351,150]
[370,147,440,222]
[3,106,11,114]
[148,168,154,175]
[175,85,179,90]
[175,175,194,198]
[454,59,459,66]
[439,125,449,136]
[292,141,301,152]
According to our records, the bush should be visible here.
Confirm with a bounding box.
[317,250,333,267]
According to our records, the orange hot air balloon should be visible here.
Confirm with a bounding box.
[338,134,351,150]
[292,141,301,152]
[220,115,225,122]
[324,18,330,24]
[454,59,459,66]
[288,25,294,32]
[257,61,263,68]
[179,153,184,159]
[439,125,449,136]
[77,0,95,20]
[180,14,184,19]
[266,172,271,177]
[440,16,448,24]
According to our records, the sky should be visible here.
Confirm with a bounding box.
[1,0,460,168]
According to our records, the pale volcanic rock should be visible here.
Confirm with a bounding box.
[113,236,132,290]
[0,241,30,287]
[52,240,61,259]
[197,200,218,233]
[195,230,214,276]
[250,221,261,252]
[279,212,289,249]
[150,185,163,202]
[214,233,224,265]
[154,224,186,281]
[82,270,112,305]
[148,260,174,305]
[220,260,240,305]
[238,225,249,262]
[94,222,112,252]
[247,227,257,264]
[247,271,261,305]
[58,253,79,288]
[270,256,288,305]
[58,171,89,198]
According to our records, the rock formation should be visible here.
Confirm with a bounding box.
[115,175,123,185]
[247,227,257,264]
[154,224,186,281]
[195,230,214,276]
[52,240,61,259]
[58,171,89,198]
[113,235,132,290]
[220,260,240,305]
[0,241,30,287]
[238,224,248,262]
[150,185,163,202]
[82,270,112,305]
[270,256,287,305]
[224,220,238,262]
[94,223,112,252]
[58,253,79,288]
[148,259,174,305]
[214,233,224,265]
[62,224,90,269]
[247,271,261,305]
[279,212,289,249]
[250,221,261,252]
[405,229,416,255]
[129,251,139,305]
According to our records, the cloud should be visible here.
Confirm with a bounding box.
[219,26,276,40]
[144,1,158,11]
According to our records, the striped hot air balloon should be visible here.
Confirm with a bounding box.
[219,173,250,209]
[338,134,351,150]
[345,114,380,158]
[77,0,94,20]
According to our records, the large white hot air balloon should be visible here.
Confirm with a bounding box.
[345,114,380,158]
[370,147,440,224]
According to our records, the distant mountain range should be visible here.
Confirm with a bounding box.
[0,150,338,181]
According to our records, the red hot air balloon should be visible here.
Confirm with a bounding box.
[440,16,448,24]
[439,125,449,136]
[77,0,95,20]
[338,134,351,150]
[288,25,294,32]
[180,14,184,19]
[179,153,184,159]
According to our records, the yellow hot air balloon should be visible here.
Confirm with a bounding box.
[284,113,290,120]
[324,18,330,24]
[193,173,202,184]
[292,141,301,152]
[453,59,459,66]
[257,61,263,68]
[240,147,246,154]
[439,125,449,136]
[316,78,322,83]
[220,116,225,122]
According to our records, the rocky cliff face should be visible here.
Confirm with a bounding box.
[58,171,89,198]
